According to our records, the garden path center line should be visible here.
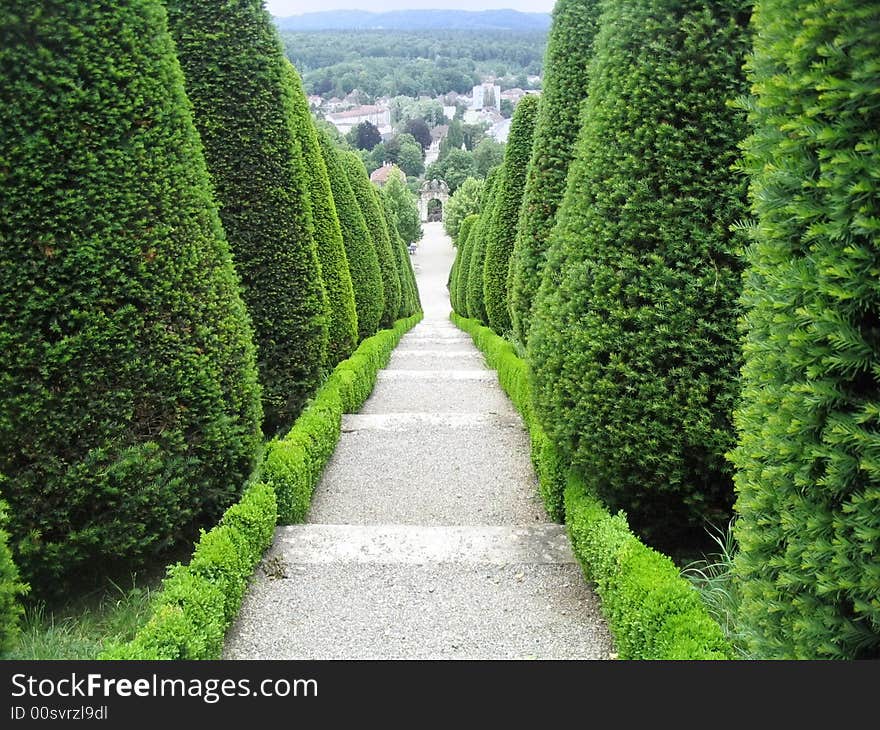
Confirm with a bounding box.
[224,222,613,659]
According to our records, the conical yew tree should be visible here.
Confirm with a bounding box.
[509,0,601,346]
[0,0,262,589]
[529,0,751,541]
[166,0,328,434]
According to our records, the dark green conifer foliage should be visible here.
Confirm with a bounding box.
[482,95,539,336]
[466,168,502,324]
[450,214,479,313]
[166,0,328,435]
[453,216,479,318]
[380,193,421,318]
[509,0,600,345]
[317,130,384,341]
[285,62,358,366]
[341,152,402,329]
[528,0,751,539]
[0,0,262,588]
[731,0,880,659]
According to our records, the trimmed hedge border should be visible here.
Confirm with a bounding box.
[264,313,422,524]
[102,313,421,659]
[451,312,732,660]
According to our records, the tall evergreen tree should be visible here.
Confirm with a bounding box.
[317,130,384,341]
[381,168,422,245]
[529,0,751,540]
[731,0,880,659]
[453,215,479,318]
[466,168,502,324]
[482,95,539,336]
[341,152,402,329]
[166,0,328,435]
[285,61,358,366]
[509,0,601,346]
[449,214,479,313]
[0,0,262,588]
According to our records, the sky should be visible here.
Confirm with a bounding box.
[266,1,556,16]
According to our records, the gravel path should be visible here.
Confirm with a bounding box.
[224,222,613,660]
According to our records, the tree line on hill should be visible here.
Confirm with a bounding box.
[450,0,879,660]
[0,0,422,628]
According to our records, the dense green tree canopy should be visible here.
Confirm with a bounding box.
[528,0,751,542]
[426,148,478,193]
[731,0,880,660]
[347,120,383,151]
[381,169,423,245]
[444,177,485,243]
[166,0,328,435]
[0,0,262,589]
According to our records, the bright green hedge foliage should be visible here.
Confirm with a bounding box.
[452,313,730,655]
[482,95,539,336]
[444,177,484,244]
[453,217,479,318]
[317,130,384,342]
[264,313,422,524]
[529,0,751,538]
[509,0,600,346]
[449,214,479,313]
[166,0,328,435]
[342,152,402,330]
[386,209,421,319]
[0,497,27,652]
[0,1,262,590]
[465,168,502,324]
[285,62,358,367]
[564,476,733,660]
[731,0,880,660]
[100,480,277,659]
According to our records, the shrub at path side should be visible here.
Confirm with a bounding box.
[341,152,402,330]
[444,177,484,245]
[453,215,480,318]
[381,195,421,318]
[482,94,539,336]
[0,1,262,590]
[166,0,328,435]
[509,0,601,346]
[0,496,27,651]
[285,61,358,366]
[450,214,479,313]
[731,0,880,660]
[466,167,503,325]
[528,0,751,542]
[317,129,384,341]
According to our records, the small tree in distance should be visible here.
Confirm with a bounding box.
[348,120,382,151]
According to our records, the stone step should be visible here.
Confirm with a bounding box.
[341,412,521,432]
[307,417,545,525]
[394,337,474,349]
[376,369,496,381]
[224,561,611,660]
[270,523,575,564]
[359,375,513,414]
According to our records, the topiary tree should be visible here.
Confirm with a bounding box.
[482,95,540,336]
[0,0,263,590]
[166,0,328,435]
[449,214,479,313]
[379,184,421,319]
[381,168,422,245]
[316,131,384,341]
[731,0,880,660]
[452,215,479,318]
[466,168,503,324]
[341,152,401,329]
[285,62,358,366]
[444,177,484,244]
[509,0,601,346]
[528,0,751,543]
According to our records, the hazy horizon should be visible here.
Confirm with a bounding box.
[266,2,556,16]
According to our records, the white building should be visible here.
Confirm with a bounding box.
[471,83,501,112]
[327,105,392,137]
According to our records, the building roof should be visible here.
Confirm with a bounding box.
[369,163,399,186]
[330,105,387,120]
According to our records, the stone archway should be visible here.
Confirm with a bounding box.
[418,179,450,223]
